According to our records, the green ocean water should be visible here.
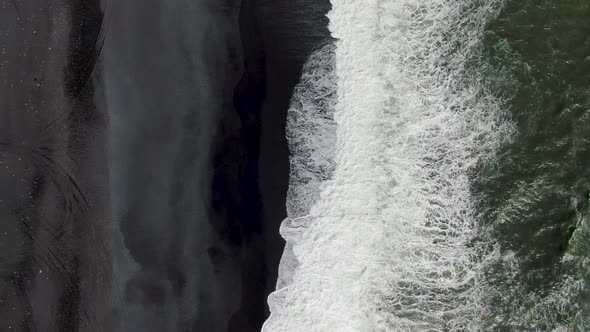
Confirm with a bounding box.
[475,0,590,330]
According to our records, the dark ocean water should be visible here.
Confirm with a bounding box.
[476,0,590,329]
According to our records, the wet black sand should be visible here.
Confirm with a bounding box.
[233,0,332,329]
[0,0,331,330]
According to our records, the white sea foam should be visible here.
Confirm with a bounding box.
[275,43,338,290]
[265,1,513,331]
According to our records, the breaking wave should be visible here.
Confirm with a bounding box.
[265,1,514,331]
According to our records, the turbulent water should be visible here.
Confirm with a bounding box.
[476,1,590,330]
[265,0,589,331]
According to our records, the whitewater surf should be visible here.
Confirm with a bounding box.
[264,1,513,331]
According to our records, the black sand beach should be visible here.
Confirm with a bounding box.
[0,0,330,330]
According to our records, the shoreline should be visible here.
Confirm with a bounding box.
[228,0,333,329]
